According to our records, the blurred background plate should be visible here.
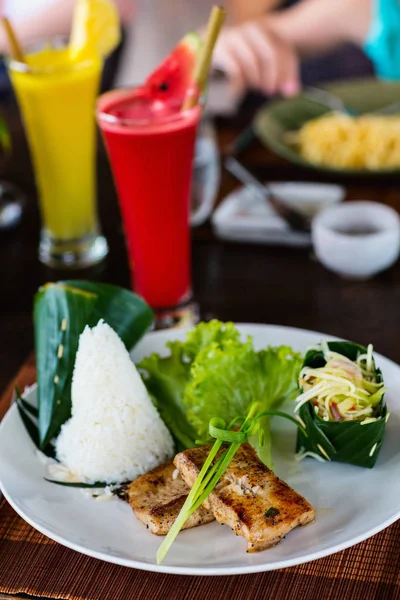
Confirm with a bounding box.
[212,182,345,246]
[253,78,400,177]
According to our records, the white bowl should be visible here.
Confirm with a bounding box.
[312,201,400,279]
[268,182,345,217]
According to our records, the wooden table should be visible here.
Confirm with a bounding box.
[1,95,400,600]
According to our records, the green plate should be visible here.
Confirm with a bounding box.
[253,78,400,176]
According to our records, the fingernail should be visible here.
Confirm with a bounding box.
[281,81,300,97]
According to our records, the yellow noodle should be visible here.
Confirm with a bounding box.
[287,112,400,170]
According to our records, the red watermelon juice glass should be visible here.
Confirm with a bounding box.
[97,88,201,325]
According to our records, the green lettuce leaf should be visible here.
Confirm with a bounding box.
[139,320,302,466]
[138,321,242,450]
[183,320,241,360]
[184,342,302,466]
[184,339,257,436]
[251,346,303,466]
[139,341,197,451]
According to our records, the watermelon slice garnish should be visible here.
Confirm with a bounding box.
[144,32,203,105]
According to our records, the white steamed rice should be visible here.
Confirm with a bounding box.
[56,320,174,484]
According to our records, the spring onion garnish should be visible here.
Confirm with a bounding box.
[156,404,306,564]
[295,342,386,422]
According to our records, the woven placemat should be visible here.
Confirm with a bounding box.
[1,359,400,600]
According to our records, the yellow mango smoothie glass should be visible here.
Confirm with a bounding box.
[8,41,108,268]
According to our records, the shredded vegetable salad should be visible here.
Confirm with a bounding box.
[295,341,386,422]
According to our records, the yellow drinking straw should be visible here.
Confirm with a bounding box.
[1,17,25,63]
[182,5,226,110]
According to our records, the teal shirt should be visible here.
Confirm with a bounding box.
[364,0,400,79]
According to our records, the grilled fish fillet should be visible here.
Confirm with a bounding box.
[123,462,214,535]
[174,444,315,552]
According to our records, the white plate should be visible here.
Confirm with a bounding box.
[212,183,345,247]
[1,324,400,576]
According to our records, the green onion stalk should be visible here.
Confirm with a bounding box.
[156,404,306,564]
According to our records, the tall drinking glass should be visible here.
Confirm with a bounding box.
[8,41,108,268]
[97,88,201,327]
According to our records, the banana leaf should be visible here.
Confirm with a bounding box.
[296,341,387,468]
[62,281,153,351]
[35,284,98,448]
[34,281,154,449]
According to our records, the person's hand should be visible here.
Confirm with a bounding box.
[211,21,300,97]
